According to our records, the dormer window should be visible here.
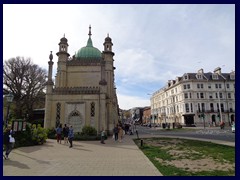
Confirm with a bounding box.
[183,74,188,80]
[196,74,203,79]
[212,74,218,80]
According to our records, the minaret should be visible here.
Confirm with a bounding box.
[103,33,115,96]
[102,33,115,134]
[44,51,54,129]
[103,33,113,52]
[46,51,54,88]
[56,35,70,87]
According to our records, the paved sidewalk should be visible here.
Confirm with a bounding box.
[3,135,162,176]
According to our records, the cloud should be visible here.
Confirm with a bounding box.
[3,4,235,110]
[117,94,150,110]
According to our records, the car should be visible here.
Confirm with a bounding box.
[231,123,235,133]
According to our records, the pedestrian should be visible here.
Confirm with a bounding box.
[113,125,119,141]
[118,125,123,142]
[63,124,69,144]
[3,125,15,160]
[68,125,74,148]
[125,124,129,134]
[56,124,63,144]
[100,127,106,144]
[220,121,225,129]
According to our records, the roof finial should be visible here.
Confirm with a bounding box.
[64,33,65,38]
[88,25,92,37]
[107,33,109,37]
[49,51,53,61]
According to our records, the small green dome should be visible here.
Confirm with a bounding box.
[75,37,102,59]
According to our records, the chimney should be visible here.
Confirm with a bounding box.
[198,68,204,74]
[214,67,221,74]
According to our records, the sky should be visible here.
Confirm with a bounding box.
[3,4,235,110]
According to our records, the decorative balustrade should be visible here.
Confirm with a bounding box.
[53,86,100,94]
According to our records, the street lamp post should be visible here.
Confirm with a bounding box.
[5,92,14,128]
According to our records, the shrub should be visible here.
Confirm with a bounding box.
[14,123,34,147]
[81,125,97,136]
[31,124,48,145]
[47,127,56,139]
[73,133,101,141]
[31,119,44,127]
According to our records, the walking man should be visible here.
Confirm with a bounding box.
[113,125,119,141]
[63,124,69,144]
[68,125,74,148]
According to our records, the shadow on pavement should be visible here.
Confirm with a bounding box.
[3,159,30,169]
[12,151,51,165]
[17,140,55,154]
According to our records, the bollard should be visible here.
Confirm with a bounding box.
[136,130,139,139]
[141,139,143,147]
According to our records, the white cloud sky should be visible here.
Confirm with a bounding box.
[3,4,235,110]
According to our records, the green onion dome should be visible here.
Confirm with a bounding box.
[75,37,102,59]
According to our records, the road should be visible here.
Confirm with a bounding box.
[134,125,235,142]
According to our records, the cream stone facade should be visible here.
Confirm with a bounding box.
[44,26,119,134]
[150,67,235,127]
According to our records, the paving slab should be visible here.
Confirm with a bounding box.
[3,135,162,176]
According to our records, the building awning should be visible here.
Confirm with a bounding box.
[182,114,195,116]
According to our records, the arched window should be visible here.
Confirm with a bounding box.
[91,102,95,117]
[56,103,61,127]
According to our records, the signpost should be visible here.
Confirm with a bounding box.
[12,119,26,132]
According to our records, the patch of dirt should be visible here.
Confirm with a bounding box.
[144,138,235,172]
[145,139,184,149]
[155,157,235,172]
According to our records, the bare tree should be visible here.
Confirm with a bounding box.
[3,57,47,120]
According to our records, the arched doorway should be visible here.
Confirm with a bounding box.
[230,114,235,123]
[212,115,216,126]
[68,110,84,133]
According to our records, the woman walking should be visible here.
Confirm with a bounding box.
[118,126,123,142]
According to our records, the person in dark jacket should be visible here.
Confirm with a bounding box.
[113,125,119,141]
[3,126,14,160]
[63,124,69,144]
[68,125,74,148]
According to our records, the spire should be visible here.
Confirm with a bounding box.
[64,33,65,38]
[86,25,93,47]
[49,51,53,61]
[88,25,92,38]
[107,33,109,37]
[47,51,54,86]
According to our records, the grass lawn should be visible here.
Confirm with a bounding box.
[134,137,235,176]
